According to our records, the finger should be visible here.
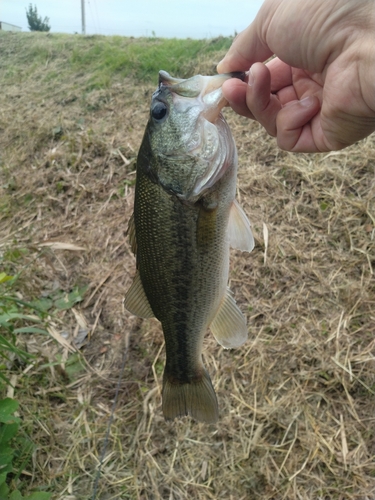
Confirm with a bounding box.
[276,96,322,152]
[217,23,273,73]
[221,79,255,119]
[266,58,294,92]
[245,63,282,137]
[276,85,299,106]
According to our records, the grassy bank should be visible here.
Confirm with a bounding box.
[1,31,375,500]
[0,31,231,89]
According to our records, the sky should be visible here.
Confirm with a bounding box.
[1,0,263,38]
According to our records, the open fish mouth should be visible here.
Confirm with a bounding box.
[158,70,245,123]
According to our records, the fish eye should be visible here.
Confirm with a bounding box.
[151,101,168,122]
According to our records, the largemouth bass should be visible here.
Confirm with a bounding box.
[125,71,254,423]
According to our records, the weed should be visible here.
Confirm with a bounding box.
[0,398,51,499]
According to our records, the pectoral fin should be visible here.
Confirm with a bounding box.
[210,288,248,349]
[124,271,154,318]
[228,200,254,252]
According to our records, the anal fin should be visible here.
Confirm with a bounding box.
[228,199,254,252]
[124,271,154,318]
[210,288,248,349]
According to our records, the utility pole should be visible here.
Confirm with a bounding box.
[81,0,86,35]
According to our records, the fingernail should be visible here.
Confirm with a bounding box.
[217,59,224,72]
[300,96,315,107]
[248,67,255,87]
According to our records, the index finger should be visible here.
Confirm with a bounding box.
[267,58,293,92]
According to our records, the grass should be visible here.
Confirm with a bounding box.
[0,31,232,90]
[0,31,375,499]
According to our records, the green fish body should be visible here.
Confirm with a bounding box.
[125,71,254,423]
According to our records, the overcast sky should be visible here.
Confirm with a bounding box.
[1,0,262,38]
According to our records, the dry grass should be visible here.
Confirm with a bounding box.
[1,33,375,500]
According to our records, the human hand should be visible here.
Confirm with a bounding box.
[217,0,375,152]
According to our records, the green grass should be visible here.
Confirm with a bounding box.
[0,32,233,90]
[71,36,232,84]
[0,270,53,499]
[0,259,88,498]
[0,398,52,500]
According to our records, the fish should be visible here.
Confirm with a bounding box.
[125,70,254,423]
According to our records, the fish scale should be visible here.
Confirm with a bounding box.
[136,172,226,374]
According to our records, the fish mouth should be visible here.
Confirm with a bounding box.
[158,70,245,123]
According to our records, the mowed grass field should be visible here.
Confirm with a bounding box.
[0,32,375,500]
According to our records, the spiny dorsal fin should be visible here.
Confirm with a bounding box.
[162,367,218,423]
[124,271,154,318]
[210,288,248,349]
[127,213,137,255]
[228,199,254,252]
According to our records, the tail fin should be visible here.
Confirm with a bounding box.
[162,369,219,424]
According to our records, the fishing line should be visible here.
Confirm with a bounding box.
[91,331,130,500]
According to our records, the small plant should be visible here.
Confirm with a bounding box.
[0,273,37,385]
[25,4,50,32]
[0,398,51,500]
[0,271,87,385]
[0,269,87,496]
